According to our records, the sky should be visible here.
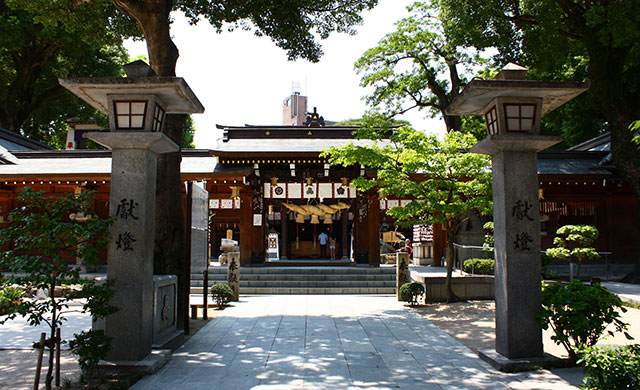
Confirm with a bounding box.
[124,0,447,149]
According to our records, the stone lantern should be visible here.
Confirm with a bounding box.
[59,61,204,365]
[446,63,588,367]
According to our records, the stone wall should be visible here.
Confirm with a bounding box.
[411,274,495,302]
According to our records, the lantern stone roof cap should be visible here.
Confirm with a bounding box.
[446,79,589,116]
[446,63,589,116]
[58,76,205,115]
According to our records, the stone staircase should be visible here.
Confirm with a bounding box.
[190,266,396,295]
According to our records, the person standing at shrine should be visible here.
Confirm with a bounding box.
[329,236,337,260]
[318,230,329,258]
[403,239,413,260]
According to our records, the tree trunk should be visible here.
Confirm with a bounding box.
[444,229,459,302]
[109,0,189,324]
[584,40,640,283]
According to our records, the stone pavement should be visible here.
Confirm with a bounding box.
[602,281,640,305]
[132,295,582,390]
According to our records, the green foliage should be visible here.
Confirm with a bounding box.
[177,0,379,63]
[482,221,494,251]
[323,123,491,301]
[181,115,197,148]
[435,0,640,202]
[210,283,234,308]
[578,344,640,390]
[0,188,118,388]
[399,282,425,305]
[334,118,411,127]
[68,329,112,375]
[632,120,640,146]
[546,225,600,279]
[0,286,24,315]
[355,2,486,132]
[537,281,632,361]
[463,259,494,275]
[0,1,135,141]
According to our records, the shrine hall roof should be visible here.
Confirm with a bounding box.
[0,149,216,180]
[537,150,614,177]
[213,125,390,155]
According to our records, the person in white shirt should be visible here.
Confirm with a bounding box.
[318,230,329,258]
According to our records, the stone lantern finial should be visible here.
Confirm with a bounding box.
[494,63,528,80]
[123,60,156,78]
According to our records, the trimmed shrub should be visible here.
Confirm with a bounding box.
[210,283,234,309]
[69,329,112,376]
[399,282,425,305]
[0,287,24,315]
[578,344,640,390]
[463,258,494,275]
[536,281,632,360]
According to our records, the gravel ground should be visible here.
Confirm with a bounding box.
[411,300,640,358]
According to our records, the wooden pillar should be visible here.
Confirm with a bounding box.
[353,193,369,263]
[239,191,252,266]
[250,190,265,264]
[341,209,349,260]
[280,205,288,259]
[367,192,380,267]
[432,223,446,267]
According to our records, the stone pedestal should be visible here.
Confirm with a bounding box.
[396,252,409,301]
[89,132,178,362]
[472,135,559,359]
[227,252,240,301]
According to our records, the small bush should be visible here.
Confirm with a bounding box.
[578,344,640,390]
[463,259,494,275]
[0,287,24,315]
[399,282,425,305]
[536,281,632,360]
[210,283,234,308]
[69,329,112,376]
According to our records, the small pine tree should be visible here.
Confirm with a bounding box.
[546,224,599,279]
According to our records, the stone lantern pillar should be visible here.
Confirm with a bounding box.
[59,61,204,364]
[446,63,588,365]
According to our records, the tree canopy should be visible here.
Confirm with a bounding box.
[355,2,485,135]
[322,121,492,300]
[0,0,135,141]
[434,0,640,194]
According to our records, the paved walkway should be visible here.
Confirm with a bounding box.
[602,282,640,305]
[132,295,582,390]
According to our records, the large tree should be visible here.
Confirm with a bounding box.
[354,2,485,136]
[0,0,136,142]
[434,0,640,277]
[323,122,492,301]
[17,0,380,329]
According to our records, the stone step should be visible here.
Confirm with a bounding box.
[191,274,395,282]
[193,266,396,276]
[192,280,396,288]
[190,287,396,295]
[240,287,395,294]
[190,265,398,295]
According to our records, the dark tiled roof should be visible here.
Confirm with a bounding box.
[0,127,53,151]
[537,151,613,176]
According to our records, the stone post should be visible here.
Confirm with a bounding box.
[227,251,240,301]
[396,252,409,301]
[89,132,177,361]
[474,140,555,358]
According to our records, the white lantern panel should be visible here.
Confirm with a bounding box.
[115,102,130,114]
[130,115,144,128]
[507,118,520,131]
[117,116,130,128]
[521,105,535,117]
[506,105,519,117]
[131,102,146,115]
